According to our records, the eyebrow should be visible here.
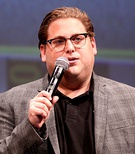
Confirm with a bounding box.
[48,33,84,40]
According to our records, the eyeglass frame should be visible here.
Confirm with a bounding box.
[44,33,89,52]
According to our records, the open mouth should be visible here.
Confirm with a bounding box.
[68,57,79,62]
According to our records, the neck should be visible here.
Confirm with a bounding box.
[58,76,91,98]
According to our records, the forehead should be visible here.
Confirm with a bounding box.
[47,18,86,38]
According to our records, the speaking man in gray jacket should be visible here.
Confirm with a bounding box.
[0,7,135,154]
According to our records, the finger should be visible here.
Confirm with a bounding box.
[29,103,48,118]
[32,96,53,110]
[36,90,52,101]
[31,101,50,114]
[52,96,59,105]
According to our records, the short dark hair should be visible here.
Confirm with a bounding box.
[38,7,95,48]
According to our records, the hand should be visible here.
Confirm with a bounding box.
[28,90,59,129]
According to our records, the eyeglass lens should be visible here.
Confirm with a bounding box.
[48,33,87,52]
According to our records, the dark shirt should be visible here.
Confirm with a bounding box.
[54,80,95,154]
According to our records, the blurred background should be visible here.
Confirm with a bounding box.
[0,0,135,92]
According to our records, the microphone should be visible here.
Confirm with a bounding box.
[45,57,69,96]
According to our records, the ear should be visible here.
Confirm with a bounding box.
[91,37,97,55]
[40,44,46,62]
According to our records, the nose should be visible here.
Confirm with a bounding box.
[64,39,75,53]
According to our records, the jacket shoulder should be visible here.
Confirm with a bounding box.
[0,75,48,104]
[93,73,135,94]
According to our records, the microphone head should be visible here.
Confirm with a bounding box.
[55,57,69,70]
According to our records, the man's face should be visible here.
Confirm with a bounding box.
[40,18,97,79]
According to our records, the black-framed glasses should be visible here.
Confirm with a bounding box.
[45,33,89,52]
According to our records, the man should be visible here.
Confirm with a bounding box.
[0,6,135,154]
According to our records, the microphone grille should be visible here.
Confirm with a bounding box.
[55,57,69,70]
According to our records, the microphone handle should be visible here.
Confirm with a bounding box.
[45,66,64,96]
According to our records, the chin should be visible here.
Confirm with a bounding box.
[66,70,80,78]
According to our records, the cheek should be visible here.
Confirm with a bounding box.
[82,46,95,65]
[45,60,54,75]
[44,51,55,63]
[85,37,97,54]
[45,53,60,74]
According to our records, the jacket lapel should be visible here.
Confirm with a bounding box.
[46,107,60,154]
[93,73,108,154]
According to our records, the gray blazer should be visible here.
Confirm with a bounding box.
[0,73,135,154]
